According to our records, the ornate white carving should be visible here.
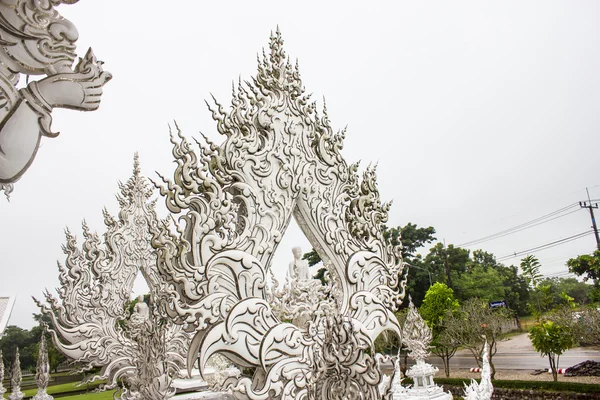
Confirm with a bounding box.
[8,348,24,400]
[35,155,189,400]
[0,0,111,198]
[0,350,6,397]
[268,247,331,328]
[392,299,451,400]
[153,29,408,399]
[33,334,53,400]
[402,297,432,362]
[463,341,493,400]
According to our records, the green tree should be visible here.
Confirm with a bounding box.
[553,277,592,306]
[520,255,546,318]
[453,265,505,302]
[423,243,470,291]
[383,223,436,260]
[496,265,530,318]
[567,250,600,295]
[529,320,575,382]
[441,298,512,380]
[520,255,542,288]
[419,283,459,377]
[0,326,35,371]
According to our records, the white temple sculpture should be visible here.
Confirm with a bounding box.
[0,296,16,335]
[463,341,493,400]
[153,29,408,400]
[35,156,189,400]
[0,0,111,198]
[395,298,451,400]
[0,350,6,397]
[8,348,24,400]
[33,334,54,400]
[269,247,330,328]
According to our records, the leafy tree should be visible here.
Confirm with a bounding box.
[496,265,530,318]
[423,243,470,291]
[453,265,505,302]
[553,277,593,305]
[419,283,459,377]
[383,223,436,260]
[441,298,512,380]
[575,306,600,346]
[470,250,498,270]
[520,255,542,288]
[520,255,546,318]
[420,283,459,331]
[529,320,575,382]
[0,325,40,375]
[567,250,600,286]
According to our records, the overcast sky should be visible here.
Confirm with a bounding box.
[1,0,599,329]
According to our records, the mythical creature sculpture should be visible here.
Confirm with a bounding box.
[463,341,493,400]
[0,350,6,397]
[33,335,53,400]
[0,0,111,198]
[153,29,408,400]
[8,348,24,400]
[35,155,189,400]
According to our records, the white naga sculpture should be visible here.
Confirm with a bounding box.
[394,298,451,400]
[35,156,189,400]
[153,29,408,399]
[0,350,6,397]
[8,348,24,400]
[33,335,53,400]
[463,341,493,400]
[0,0,111,198]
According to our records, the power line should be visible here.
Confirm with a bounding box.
[459,203,580,247]
[497,230,594,262]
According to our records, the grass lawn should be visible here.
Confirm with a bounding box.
[2,380,106,399]
[57,390,117,400]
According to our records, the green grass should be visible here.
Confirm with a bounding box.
[57,390,117,400]
[2,380,106,399]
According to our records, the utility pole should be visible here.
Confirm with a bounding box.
[443,239,452,289]
[579,188,600,250]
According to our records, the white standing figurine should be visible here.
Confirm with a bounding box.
[288,247,311,282]
[0,0,111,198]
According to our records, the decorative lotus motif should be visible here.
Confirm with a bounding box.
[35,156,189,400]
[154,29,408,399]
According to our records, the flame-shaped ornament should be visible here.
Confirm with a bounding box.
[35,155,189,400]
[154,29,408,400]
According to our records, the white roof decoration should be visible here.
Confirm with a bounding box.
[0,296,15,335]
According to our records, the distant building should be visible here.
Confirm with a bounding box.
[0,296,15,335]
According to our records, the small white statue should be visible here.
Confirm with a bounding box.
[288,246,311,282]
[463,340,493,400]
[32,335,53,400]
[8,348,24,400]
[130,295,150,325]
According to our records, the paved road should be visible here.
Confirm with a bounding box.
[386,333,600,371]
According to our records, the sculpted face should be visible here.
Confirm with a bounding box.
[292,247,302,259]
[0,0,79,74]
